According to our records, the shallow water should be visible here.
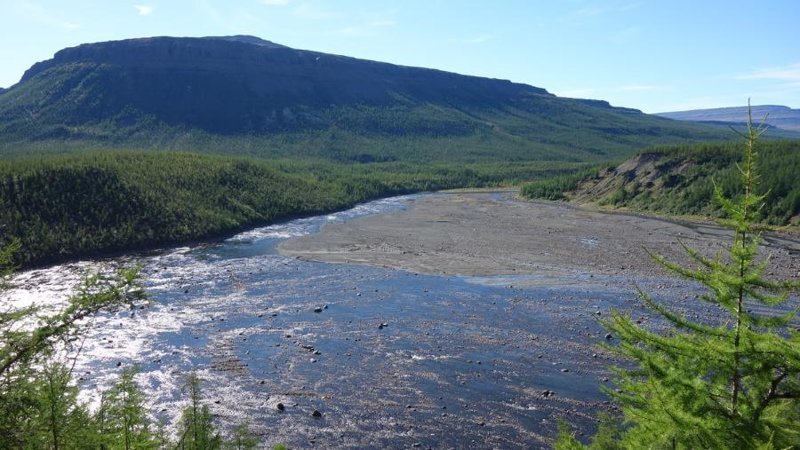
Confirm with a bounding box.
[5,194,707,448]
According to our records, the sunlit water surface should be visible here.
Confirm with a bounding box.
[6,194,708,448]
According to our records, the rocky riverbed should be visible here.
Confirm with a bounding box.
[5,192,798,449]
[281,191,800,281]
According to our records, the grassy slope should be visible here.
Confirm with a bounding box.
[521,139,800,226]
[0,150,581,267]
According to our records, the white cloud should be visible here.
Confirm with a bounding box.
[260,0,290,5]
[737,63,800,87]
[133,4,154,16]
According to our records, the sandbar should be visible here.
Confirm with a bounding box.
[280,192,800,280]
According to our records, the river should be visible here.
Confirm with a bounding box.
[3,193,736,448]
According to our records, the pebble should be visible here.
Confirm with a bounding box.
[605,333,613,340]
[312,410,322,418]
[277,403,285,411]
[314,307,323,313]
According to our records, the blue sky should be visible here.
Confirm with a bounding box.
[1,0,798,113]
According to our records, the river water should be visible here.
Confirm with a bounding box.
[5,194,706,448]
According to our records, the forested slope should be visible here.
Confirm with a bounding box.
[521,139,800,226]
[0,151,577,267]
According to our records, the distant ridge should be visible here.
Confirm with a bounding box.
[658,105,800,133]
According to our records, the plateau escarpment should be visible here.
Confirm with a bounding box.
[0,36,727,162]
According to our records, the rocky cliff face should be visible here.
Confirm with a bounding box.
[13,36,549,133]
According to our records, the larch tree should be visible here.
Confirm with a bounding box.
[558,102,800,449]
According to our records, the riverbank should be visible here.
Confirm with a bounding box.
[280,192,800,281]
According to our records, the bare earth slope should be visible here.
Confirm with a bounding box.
[280,191,800,281]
